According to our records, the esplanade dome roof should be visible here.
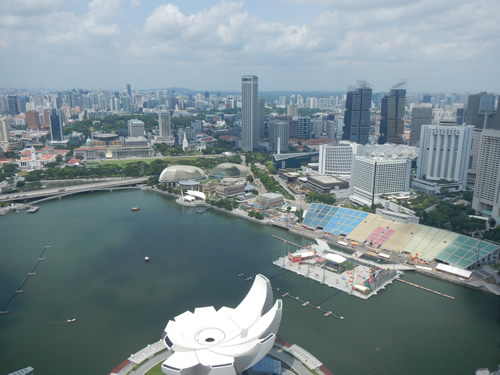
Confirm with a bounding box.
[159,165,206,182]
[210,163,250,178]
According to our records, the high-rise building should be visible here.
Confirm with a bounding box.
[268,116,289,152]
[472,130,500,219]
[350,156,411,206]
[412,123,474,193]
[258,97,265,141]
[343,85,372,145]
[128,119,145,137]
[298,115,312,139]
[158,109,172,138]
[126,84,132,98]
[241,75,258,151]
[465,92,500,130]
[410,107,433,147]
[287,103,298,117]
[379,85,406,144]
[26,110,41,130]
[0,116,10,151]
[50,109,63,141]
[318,143,357,176]
[7,96,18,116]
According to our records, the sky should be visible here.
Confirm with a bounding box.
[1,0,499,93]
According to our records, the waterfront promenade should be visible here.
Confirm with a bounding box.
[109,339,331,375]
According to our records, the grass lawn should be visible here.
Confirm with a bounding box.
[145,361,164,375]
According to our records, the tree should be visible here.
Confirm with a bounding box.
[16,180,25,188]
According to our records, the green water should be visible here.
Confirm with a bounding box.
[0,190,499,375]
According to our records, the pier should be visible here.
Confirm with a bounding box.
[271,235,303,248]
[238,273,344,320]
[0,245,51,314]
[396,279,455,300]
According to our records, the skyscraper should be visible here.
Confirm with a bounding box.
[0,116,10,151]
[298,115,312,139]
[413,123,474,193]
[343,85,372,145]
[268,116,289,152]
[126,84,132,98]
[128,119,145,137]
[350,155,411,206]
[472,130,500,219]
[409,107,433,147]
[26,110,41,130]
[158,109,172,139]
[258,97,265,141]
[379,84,406,144]
[50,109,63,141]
[465,92,499,130]
[241,75,258,152]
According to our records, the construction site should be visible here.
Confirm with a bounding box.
[272,238,410,299]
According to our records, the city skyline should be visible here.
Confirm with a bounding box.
[1,0,499,93]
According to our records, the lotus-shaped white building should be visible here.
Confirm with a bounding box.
[161,274,282,375]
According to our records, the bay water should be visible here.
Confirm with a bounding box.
[0,190,499,374]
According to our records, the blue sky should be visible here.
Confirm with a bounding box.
[0,0,499,93]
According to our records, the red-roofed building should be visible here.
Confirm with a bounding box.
[16,146,70,170]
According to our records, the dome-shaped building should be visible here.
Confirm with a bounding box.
[210,163,250,179]
[158,165,206,183]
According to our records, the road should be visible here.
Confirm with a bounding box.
[0,177,148,202]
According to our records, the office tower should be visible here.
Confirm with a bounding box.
[126,84,132,98]
[204,91,209,101]
[190,120,202,133]
[50,109,63,141]
[343,85,372,145]
[7,96,19,116]
[158,110,172,138]
[379,84,406,144]
[278,96,287,107]
[241,75,258,151]
[287,103,298,117]
[465,92,499,130]
[42,109,51,130]
[258,97,265,141]
[0,116,10,151]
[350,155,411,206]
[298,115,312,139]
[311,119,324,138]
[127,119,145,137]
[472,130,500,219]
[269,116,289,152]
[413,124,474,193]
[318,143,356,176]
[26,110,41,130]
[456,108,466,125]
[422,95,432,104]
[409,107,433,146]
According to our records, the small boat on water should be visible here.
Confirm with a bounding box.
[131,207,140,212]
[67,318,76,323]
[27,206,39,213]
[144,256,150,263]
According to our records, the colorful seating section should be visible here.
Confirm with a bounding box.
[302,203,499,269]
[435,235,499,269]
[365,227,395,247]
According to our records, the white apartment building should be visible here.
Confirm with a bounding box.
[127,119,145,137]
[318,143,358,176]
[412,124,473,193]
[350,156,411,206]
[472,129,500,220]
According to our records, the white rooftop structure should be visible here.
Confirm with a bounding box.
[161,274,282,375]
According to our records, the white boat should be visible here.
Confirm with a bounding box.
[67,318,76,323]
